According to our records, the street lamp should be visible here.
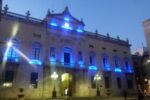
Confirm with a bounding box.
[94,74,102,96]
[51,72,58,98]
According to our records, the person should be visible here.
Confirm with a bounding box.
[123,90,127,100]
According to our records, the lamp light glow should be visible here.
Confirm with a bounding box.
[7,41,13,47]
[51,72,58,80]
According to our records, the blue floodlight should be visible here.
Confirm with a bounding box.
[49,57,56,66]
[50,22,58,27]
[29,59,42,65]
[77,28,83,33]
[78,61,84,68]
[114,68,122,72]
[62,22,72,30]
[64,17,70,21]
[89,65,97,70]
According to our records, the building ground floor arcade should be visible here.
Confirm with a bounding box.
[0,63,137,99]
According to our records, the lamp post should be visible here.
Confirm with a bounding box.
[51,72,58,98]
[94,74,101,96]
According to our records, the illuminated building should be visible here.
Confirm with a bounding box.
[0,6,136,99]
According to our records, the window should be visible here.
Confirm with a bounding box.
[127,79,133,89]
[64,52,70,64]
[78,51,82,61]
[6,40,18,62]
[104,76,110,88]
[91,76,96,88]
[124,57,130,69]
[33,47,40,59]
[89,52,95,65]
[113,49,117,52]
[102,54,109,68]
[114,56,120,68]
[117,77,122,88]
[32,42,41,60]
[5,70,14,83]
[89,44,94,48]
[50,47,55,58]
[30,72,38,88]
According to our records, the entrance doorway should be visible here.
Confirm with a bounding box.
[61,73,72,96]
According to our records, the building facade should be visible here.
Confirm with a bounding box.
[143,19,150,96]
[0,7,136,99]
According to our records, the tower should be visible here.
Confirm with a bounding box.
[143,19,150,56]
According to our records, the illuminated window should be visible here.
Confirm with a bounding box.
[124,57,132,73]
[78,51,82,61]
[33,48,40,59]
[6,40,18,62]
[32,42,41,60]
[89,52,95,65]
[64,52,70,64]
[114,56,120,68]
[50,47,55,58]
[102,54,110,70]
[30,72,38,88]
[29,42,42,65]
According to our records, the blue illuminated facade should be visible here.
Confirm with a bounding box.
[102,54,111,71]
[6,46,19,62]
[29,42,42,65]
[0,6,136,98]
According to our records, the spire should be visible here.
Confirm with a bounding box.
[63,6,69,14]
[46,9,51,16]
[117,35,120,40]
[95,29,98,35]
[80,18,85,26]
[26,10,30,20]
[4,4,8,14]
[107,32,110,38]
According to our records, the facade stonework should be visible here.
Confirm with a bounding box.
[0,8,136,99]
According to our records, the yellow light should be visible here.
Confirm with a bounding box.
[3,83,12,87]
[12,23,19,37]
[94,74,101,81]
[51,72,58,80]
[145,78,148,82]
[148,80,150,84]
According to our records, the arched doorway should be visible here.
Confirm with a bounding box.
[61,73,72,96]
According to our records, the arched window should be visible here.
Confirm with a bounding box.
[29,42,42,65]
[89,51,96,65]
[124,57,132,73]
[32,42,41,60]
[124,57,130,69]
[102,53,110,68]
[62,47,73,66]
[113,55,120,68]
[78,51,83,62]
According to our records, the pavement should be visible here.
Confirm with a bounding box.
[1,96,150,100]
